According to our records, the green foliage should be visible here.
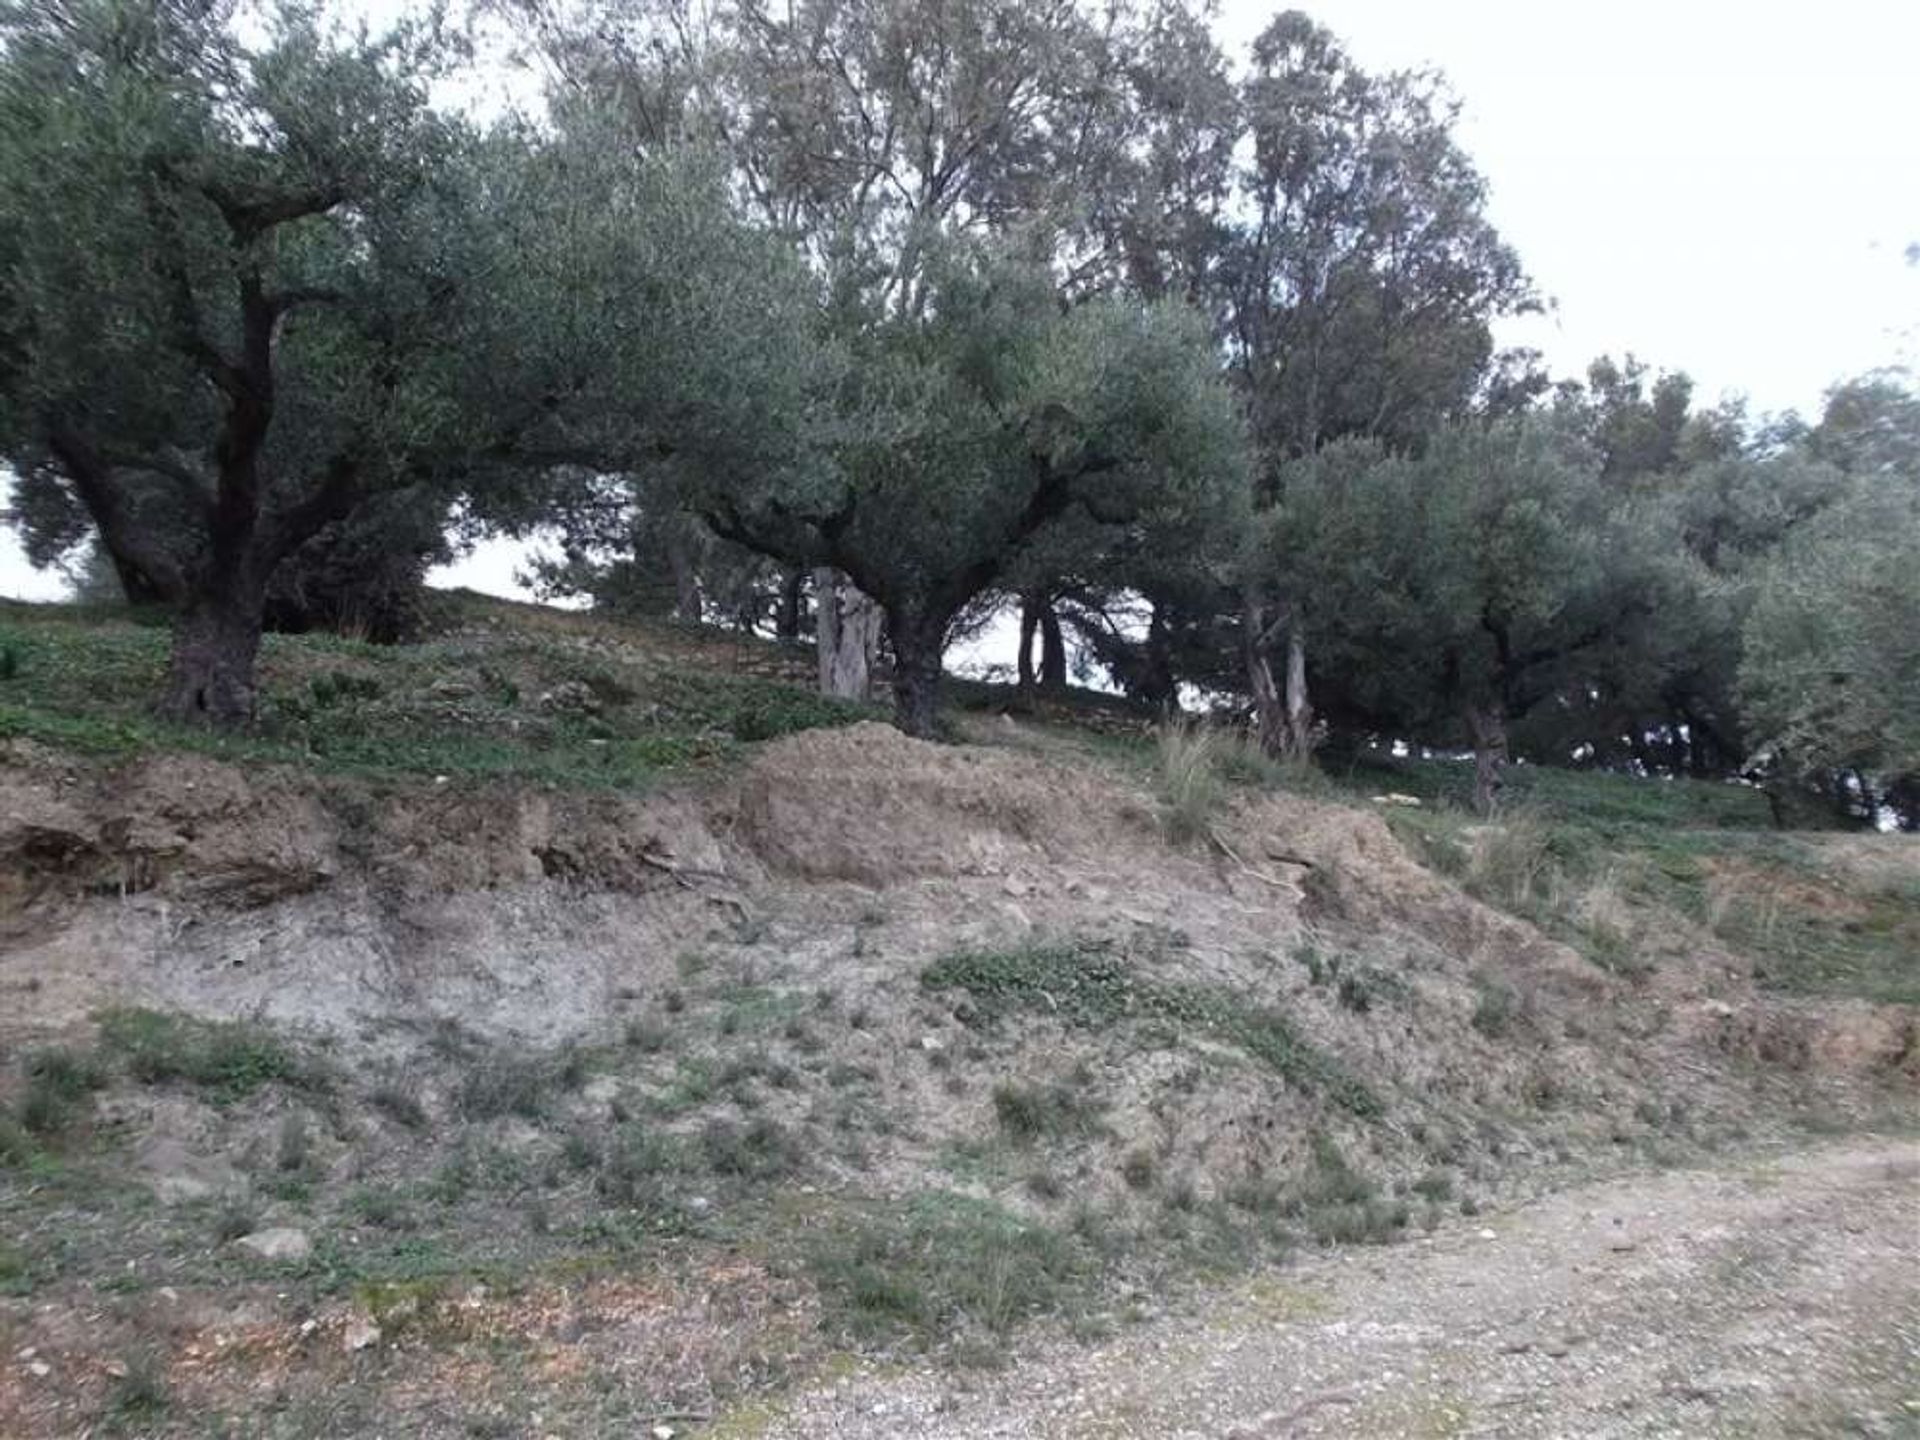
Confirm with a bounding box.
[685,248,1250,734]
[923,943,1381,1117]
[96,1009,321,1104]
[806,1191,1100,1349]
[0,0,826,722]
[1737,479,1920,783]
[19,1046,108,1136]
[699,1117,802,1180]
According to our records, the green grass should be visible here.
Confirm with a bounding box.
[1385,786,1920,1005]
[805,1190,1102,1352]
[923,942,1382,1117]
[1326,749,1778,830]
[96,1007,329,1104]
[0,597,877,790]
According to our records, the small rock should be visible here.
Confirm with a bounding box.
[651,1427,676,1440]
[1477,1228,1497,1241]
[343,1317,381,1353]
[919,1034,945,1053]
[27,1361,51,1379]
[235,1227,312,1262]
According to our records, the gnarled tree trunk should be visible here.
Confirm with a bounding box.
[1244,594,1313,760]
[1017,599,1039,695]
[1465,701,1509,815]
[158,572,268,727]
[1282,619,1313,761]
[815,567,881,700]
[888,610,946,739]
[1038,599,1066,692]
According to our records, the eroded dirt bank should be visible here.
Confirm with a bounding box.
[750,1139,1920,1440]
[1,725,1914,1438]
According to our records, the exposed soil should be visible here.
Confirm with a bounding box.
[747,1138,1920,1440]
[1,721,1914,1438]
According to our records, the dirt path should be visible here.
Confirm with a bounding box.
[750,1140,1920,1439]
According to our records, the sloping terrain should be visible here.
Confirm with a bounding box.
[0,600,1914,1438]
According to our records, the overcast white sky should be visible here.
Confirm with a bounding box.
[4,0,1916,602]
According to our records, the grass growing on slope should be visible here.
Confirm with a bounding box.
[803,1190,1103,1354]
[922,942,1382,1117]
[1381,780,1920,1005]
[0,596,878,789]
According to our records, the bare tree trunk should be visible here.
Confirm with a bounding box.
[1466,701,1509,816]
[888,613,945,739]
[1017,597,1040,696]
[774,569,805,640]
[815,568,880,700]
[1139,602,1179,714]
[1281,619,1313,761]
[667,525,702,625]
[1244,596,1288,758]
[1038,600,1067,693]
[159,577,266,727]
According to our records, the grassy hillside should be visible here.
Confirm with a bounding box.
[0,594,879,788]
[0,597,1913,1438]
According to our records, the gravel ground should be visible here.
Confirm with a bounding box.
[749,1139,1920,1439]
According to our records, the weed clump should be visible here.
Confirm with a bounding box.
[807,1191,1099,1352]
[103,1351,170,1429]
[455,1046,591,1120]
[595,1124,682,1208]
[1154,721,1226,846]
[991,1080,1102,1143]
[700,1116,801,1179]
[1470,979,1522,1039]
[20,1046,108,1136]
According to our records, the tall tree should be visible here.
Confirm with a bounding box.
[1225,11,1536,758]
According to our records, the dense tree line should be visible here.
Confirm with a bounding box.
[2,0,1913,823]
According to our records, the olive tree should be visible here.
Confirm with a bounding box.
[1269,420,1640,812]
[0,0,820,725]
[1737,479,1920,818]
[694,252,1249,735]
